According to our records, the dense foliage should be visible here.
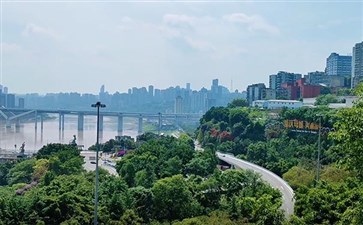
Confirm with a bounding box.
[195,86,363,224]
[0,134,283,224]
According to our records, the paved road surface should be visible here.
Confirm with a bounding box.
[81,151,118,176]
[216,152,294,218]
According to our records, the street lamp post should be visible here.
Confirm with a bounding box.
[91,101,106,225]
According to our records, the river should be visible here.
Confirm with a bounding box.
[0,115,139,152]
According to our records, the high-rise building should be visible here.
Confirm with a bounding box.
[264,89,276,100]
[326,53,352,76]
[352,41,363,88]
[247,83,266,105]
[6,94,15,108]
[269,71,302,98]
[174,96,183,113]
[99,85,105,94]
[148,85,154,97]
[212,79,219,87]
[269,71,302,90]
[18,98,25,108]
[305,71,347,87]
[186,83,191,91]
[305,71,327,85]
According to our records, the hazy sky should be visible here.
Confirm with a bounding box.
[1,1,362,94]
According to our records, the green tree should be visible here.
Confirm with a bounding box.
[152,174,201,221]
[30,175,93,224]
[227,98,248,108]
[161,156,183,177]
[32,159,49,181]
[0,162,14,185]
[99,176,131,222]
[36,143,79,160]
[330,105,363,179]
[229,108,250,128]
[135,169,156,188]
[119,161,136,187]
[119,209,143,225]
[283,166,314,189]
[185,157,213,177]
[173,211,237,225]
[201,107,229,124]
[129,186,154,223]
[7,159,36,185]
[0,186,32,224]
[315,94,340,106]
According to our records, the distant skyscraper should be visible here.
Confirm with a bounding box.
[211,79,219,98]
[352,41,363,88]
[18,98,25,108]
[148,85,154,97]
[212,79,218,87]
[175,96,183,113]
[6,94,15,108]
[326,53,352,76]
[100,85,105,94]
[186,83,191,91]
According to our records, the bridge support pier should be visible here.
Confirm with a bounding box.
[175,115,181,126]
[40,115,44,144]
[40,115,44,132]
[59,113,62,132]
[78,113,84,131]
[158,113,162,135]
[78,131,84,146]
[15,119,20,132]
[99,115,104,132]
[58,113,65,141]
[61,114,65,140]
[61,114,65,132]
[117,115,123,136]
[5,120,11,129]
[34,111,38,145]
[138,116,143,135]
[34,111,38,131]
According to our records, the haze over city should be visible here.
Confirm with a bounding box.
[1,1,362,94]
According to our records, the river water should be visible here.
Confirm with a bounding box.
[0,115,139,153]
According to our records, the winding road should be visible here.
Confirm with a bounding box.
[81,151,118,175]
[216,152,295,218]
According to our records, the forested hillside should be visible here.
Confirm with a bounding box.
[0,136,282,224]
[196,86,363,224]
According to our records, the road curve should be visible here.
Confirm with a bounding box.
[216,152,294,218]
[80,151,118,176]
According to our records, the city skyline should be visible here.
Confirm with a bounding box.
[1,1,362,94]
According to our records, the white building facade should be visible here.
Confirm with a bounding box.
[252,100,303,109]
